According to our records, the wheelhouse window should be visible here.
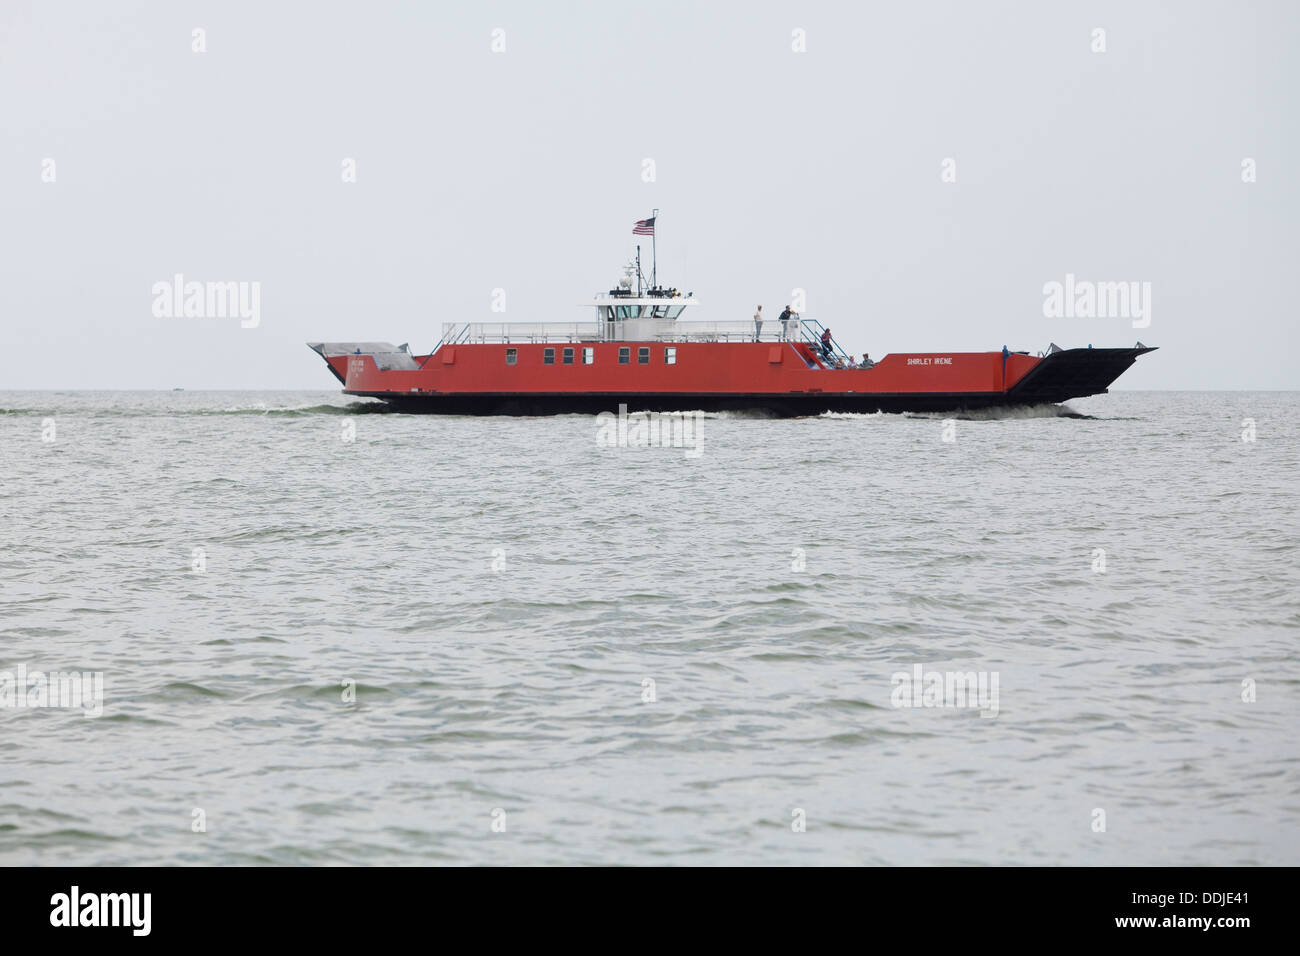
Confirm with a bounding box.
[650,304,687,319]
[664,347,677,365]
[638,347,650,365]
[618,347,630,364]
[505,348,517,365]
[543,347,555,365]
[615,305,642,319]
[582,347,594,365]
[563,347,575,365]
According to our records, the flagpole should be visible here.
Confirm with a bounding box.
[651,208,658,289]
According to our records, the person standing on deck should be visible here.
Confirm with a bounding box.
[778,305,797,341]
[820,327,834,359]
[753,305,763,341]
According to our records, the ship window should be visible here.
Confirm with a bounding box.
[615,305,641,319]
[664,347,677,365]
[505,348,517,365]
[563,347,575,365]
[651,305,670,318]
[618,347,630,364]
[666,306,685,319]
[638,347,650,365]
[583,347,594,365]
[543,347,555,365]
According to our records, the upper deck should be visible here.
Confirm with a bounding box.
[436,262,814,346]
[437,316,806,345]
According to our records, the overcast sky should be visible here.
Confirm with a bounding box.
[1,0,1295,390]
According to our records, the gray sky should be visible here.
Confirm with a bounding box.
[2,0,1296,390]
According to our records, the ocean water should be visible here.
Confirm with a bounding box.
[1,389,1297,866]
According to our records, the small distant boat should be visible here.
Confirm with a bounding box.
[309,217,1155,416]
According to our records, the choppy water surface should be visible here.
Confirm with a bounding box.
[1,390,1297,865]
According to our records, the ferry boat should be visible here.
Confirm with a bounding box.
[309,218,1155,415]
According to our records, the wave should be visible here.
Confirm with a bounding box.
[0,402,388,417]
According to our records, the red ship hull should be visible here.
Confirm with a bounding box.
[309,340,1155,416]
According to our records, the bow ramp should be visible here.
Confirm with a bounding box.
[307,342,419,384]
[1005,346,1158,405]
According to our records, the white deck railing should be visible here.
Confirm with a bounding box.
[441,319,805,345]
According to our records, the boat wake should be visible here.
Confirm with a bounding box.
[194,402,392,416]
[818,403,1095,421]
[907,403,1096,421]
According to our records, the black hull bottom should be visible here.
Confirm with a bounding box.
[361,393,1005,416]
[346,348,1156,417]
[351,391,1060,417]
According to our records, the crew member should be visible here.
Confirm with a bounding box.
[778,305,797,341]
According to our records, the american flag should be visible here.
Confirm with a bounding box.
[632,217,655,236]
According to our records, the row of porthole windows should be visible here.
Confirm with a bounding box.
[506,347,678,366]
